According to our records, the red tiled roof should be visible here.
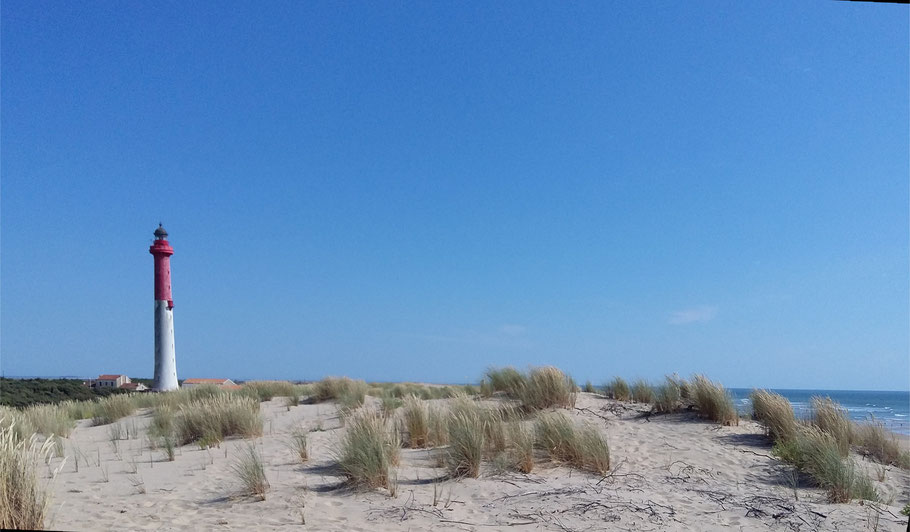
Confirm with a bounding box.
[183,378,231,384]
[97,374,125,380]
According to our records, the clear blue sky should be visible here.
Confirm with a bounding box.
[2,2,907,390]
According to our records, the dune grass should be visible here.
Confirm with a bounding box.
[691,375,738,426]
[651,376,684,414]
[750,389,798,443]
[287,427,308,462]
[231,443,269,500]
[606,377,631,401]
[774,426,877,503]
[175,395,262,446]
[446,397,486,477]
[21,403,74,438]
[534,411,610,475]
[337,409,399,490]
[630,379,654,404]
[483,367,527,398]
[400,395,429,448]
[853,418,910,469]
[427,404,449,447]
[0,423,59,529]
[518,366,576,411]
[809,396,851,457]
[312,377,368,409]
[91,394,137,426]
[508,422,535,473]
[240,381,295,402]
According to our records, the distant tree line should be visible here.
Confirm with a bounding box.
[0,378,130,408]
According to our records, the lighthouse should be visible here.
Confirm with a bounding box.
[150,224,179,391]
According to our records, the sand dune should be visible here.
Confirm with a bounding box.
[46,393,909,531]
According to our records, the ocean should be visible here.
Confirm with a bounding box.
[729,388,910,436]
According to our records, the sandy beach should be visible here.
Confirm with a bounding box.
[42,392,909,531]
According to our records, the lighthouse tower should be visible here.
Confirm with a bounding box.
[150,224,179,391]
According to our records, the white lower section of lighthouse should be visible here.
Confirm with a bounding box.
[153,300,179,391]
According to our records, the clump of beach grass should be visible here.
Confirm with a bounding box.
[606,377,631,401]
[446,398,485,478]
[774,426,877,503]
[750,389,798,443]
[23,404,74,439]
[691,375,738,426]
[240,381,295,402]
[483,367,527,398]
[630,379,654,403]
[231,443,269,500]
[427,404,449,447]
[92,394,136,426]
[809,396,852,457]
[175,395,262,445]
[853,418,910,469]
[508,423,535,473]
[517,366,576,411]
[337,409,399,491]
[651,376,684,414]
[312,377,368,408]
[0,422,60,530]
[534,411,610,475]
[399,395,429,448]
[287,427,308,462]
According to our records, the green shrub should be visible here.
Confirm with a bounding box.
[691,375,738,426]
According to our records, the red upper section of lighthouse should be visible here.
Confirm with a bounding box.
[150,225,174,308]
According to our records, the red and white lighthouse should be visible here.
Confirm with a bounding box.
[150,224,179,391]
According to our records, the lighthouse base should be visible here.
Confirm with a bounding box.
[153,300,179,391]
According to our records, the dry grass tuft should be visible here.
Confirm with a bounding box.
[630,379,654,403]
[651,376,684,413]
[175,395,263,445]
[287,427,308,462]
[750,389,798,443]
[518,366,576,411]
[92,395,137,426]
[774,426,877,503]
[691,375,738,426]
[22,404,74,438]
[853,418,910,469]
[606,377,631,401]
[312,377,368,409]
[0,422,60,529]
[399,395,429,448]
[240,381,295,402]
[534,411,610,475]
[809,396,851,457]
[337,409,399,490]
[483,367,527,398]
[446,398,485,478]
[508,423,534,473]
[231,443,269,500]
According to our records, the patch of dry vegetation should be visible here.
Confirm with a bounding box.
[231,443,269,500]
[809,396,851,457]
[0,422,60,529]
[606,377,631,401]
[399,395,429,448]
[534,411,610,475]
[175,395,262,446]
[337,409,399,491]
[750,389,797,443]
[691,375,738,426]
[853,418,910,469]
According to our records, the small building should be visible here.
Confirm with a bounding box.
[120,382,148,392]
[182,378,237,389]
[94,374,131,389]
